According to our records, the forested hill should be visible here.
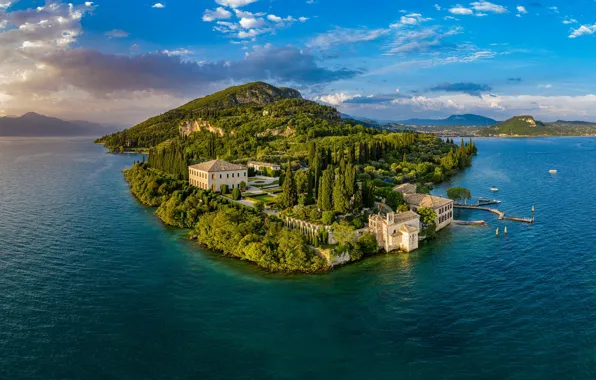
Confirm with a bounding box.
[96,81,345,150]
[478,115,596,136]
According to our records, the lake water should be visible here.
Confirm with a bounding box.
[1,137,596,379]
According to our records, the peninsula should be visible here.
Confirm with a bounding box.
[97,82,477,273]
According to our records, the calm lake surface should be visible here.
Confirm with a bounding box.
[1,136,596,379]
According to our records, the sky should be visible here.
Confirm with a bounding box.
[1,0,596,125]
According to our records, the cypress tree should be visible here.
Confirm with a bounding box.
[317,167,334,211]
[280,163,297,209]
[333,168,349,214]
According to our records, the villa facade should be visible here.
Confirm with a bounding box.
[369,211,420,253]
[404,193,454,231]
[392,183,454,231]
[188,159,247,192]
[247,161,281,172]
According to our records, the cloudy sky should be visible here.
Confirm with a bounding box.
[1,0,596,125]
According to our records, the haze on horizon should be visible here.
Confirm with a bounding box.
[1,0,596,125]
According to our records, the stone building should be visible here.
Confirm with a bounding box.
[368,211,420,253]
[393,183,418,195]
[404,193,454,231]
[247,161,281,172]
[188,159,247,192]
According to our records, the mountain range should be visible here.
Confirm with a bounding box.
[397,114,499,127]
[341,113,499,127]
[0,112,120,137]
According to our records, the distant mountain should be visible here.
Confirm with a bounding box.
[399,114,499,127]
[478,116,596,136]
[0,112,119,137]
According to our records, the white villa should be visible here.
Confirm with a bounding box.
[188,159,247,192]
[369,211,420,253]
[247,161,281,172]
[404,193,454,231]
[392,183,454,231]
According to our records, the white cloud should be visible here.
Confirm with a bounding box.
[0,1,11,9]
[151,3,165,8]
[471,1,508,14]
[434,4,441,11]
[516,6,527,14]
[563,18,577,25]
[392,96,464,111]
[315,92,362,105]
[299,17,308,22]
[385,26,462,55]
[203,7,232,22]
[392,13,432,27]
[239,17,266,28]
[569,24,596,38]
[234,9,264,18]
[215,0,258,8]
[162,49,194,56]
[307,27,390,50]
[549,6,559,13]
[539,84,553,89]
[449,5,473,15]
[344,92,596,121]
[105,29,129,38]
[267,14,283,23]
[237,28,266,39]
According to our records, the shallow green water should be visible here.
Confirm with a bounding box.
[1,137,596,379]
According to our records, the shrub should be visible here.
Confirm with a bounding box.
[232,187,241,200]
[254,201,265,213]
[322,211,335,225]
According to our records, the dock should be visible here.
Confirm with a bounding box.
[454,220,487,226]
[454,204,534,224]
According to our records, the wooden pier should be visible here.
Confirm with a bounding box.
[454,204,534,224]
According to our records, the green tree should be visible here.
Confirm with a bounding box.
[280,164,298,209]
[239,181,248,191]
[332,222,355,247]
[333,169,349,214]
[254,201,265,213]
[398,203,410,212]
[357,232,379,254]
[232,187,241,201]
[317,167,334,211]
[220,184,228,194]
[446,187,472,204]
[418,207,438,240]
[321,211,335,225]
[361,181,376,208]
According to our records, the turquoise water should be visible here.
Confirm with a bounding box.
[1,137,596,379]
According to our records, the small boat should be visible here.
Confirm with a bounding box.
[549,169,558,174]
[490,186,499,192]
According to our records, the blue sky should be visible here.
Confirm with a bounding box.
[1,0,596,123]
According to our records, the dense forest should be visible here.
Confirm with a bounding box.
[105,82,478,272]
